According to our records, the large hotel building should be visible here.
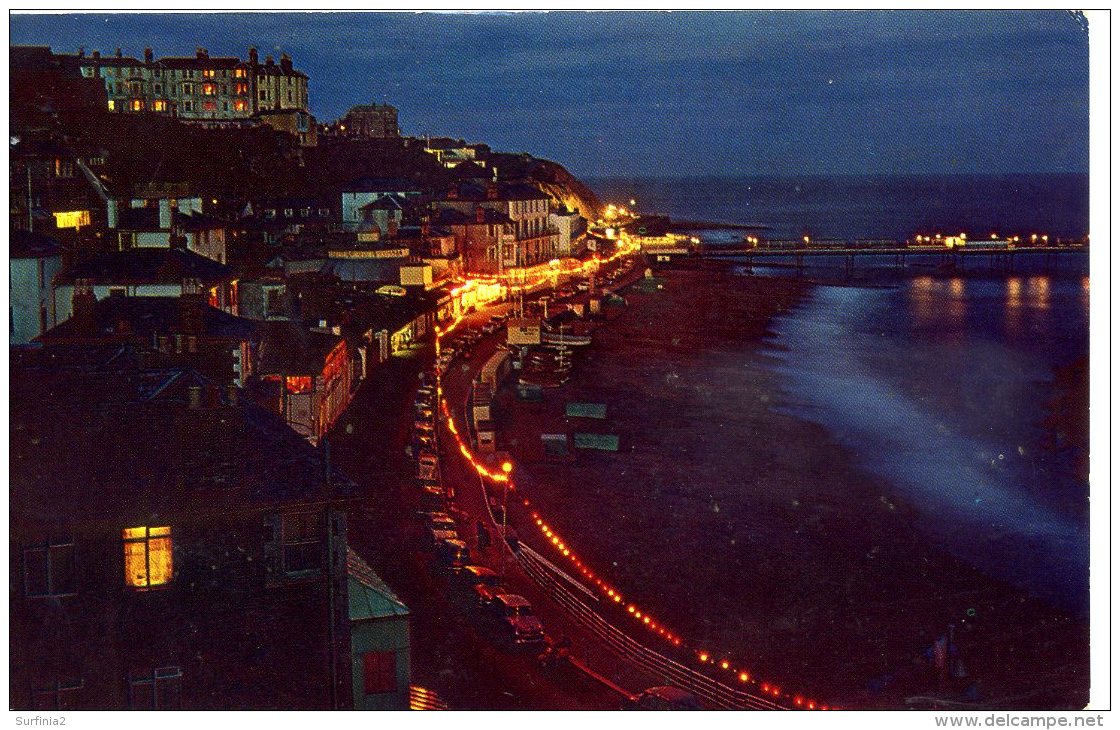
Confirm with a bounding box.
[70,46,314,142]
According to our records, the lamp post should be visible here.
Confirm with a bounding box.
[499,461,513,577]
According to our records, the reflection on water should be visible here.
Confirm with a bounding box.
[1027,276,1051,311]
[769,273,1090,614]
[1005,277,1023,333]
[909,275,935,326]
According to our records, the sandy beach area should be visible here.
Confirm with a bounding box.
[494,262,1089,709]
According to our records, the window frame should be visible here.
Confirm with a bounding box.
[23,539,78,598]
[127,667,182,710]
[121,525,173,589]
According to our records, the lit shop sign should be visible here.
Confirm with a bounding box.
[54,210,91,229]
[329,247,410,259]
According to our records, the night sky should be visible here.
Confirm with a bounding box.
[10,11,1090,178]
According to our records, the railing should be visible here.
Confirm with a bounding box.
[516,544,787,711]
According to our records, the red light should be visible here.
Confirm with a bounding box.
[794,697,803,706]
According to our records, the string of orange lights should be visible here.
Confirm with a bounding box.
[432,317,831,710]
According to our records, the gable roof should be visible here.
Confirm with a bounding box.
[39,295,259,343]
[347,547,409,620]
[57,248,233,286]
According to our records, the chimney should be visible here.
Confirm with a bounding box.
[78,47,85,58]
[475,206,486,224]
[91,50,100,60]
[280,53,293,74]
[196,47,208,60]
[144,47,153,64]
[71,279,97,331]
[115,47,122,58]
[179,277,204,335]
[249,46,259,66]
[486,182,499,200]
[265,55,274,66]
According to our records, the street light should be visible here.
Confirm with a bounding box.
[500,461,513,577]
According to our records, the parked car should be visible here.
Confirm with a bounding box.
[490,594,545,644]
[418,453,439,481]
[437,538,472,569]
[418,485,446,512]
[624,686,702,711]
[464,565,507,607]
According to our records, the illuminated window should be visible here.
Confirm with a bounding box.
[122,526,173,588]
[233,68,246,78]
[234,100,248,112]
[201,83,215,96]
[363,652,397,695]
[182,83,193,95]
[202,68,215,78]
[153,100,167,112]
[128,667,181,710]
[203,101,217,112]
[107,99,115,112]
[281,512,322,573]
[234,82,248,95]
[23,540,77,597]
[130,99,144,112]
[53,210,91,230]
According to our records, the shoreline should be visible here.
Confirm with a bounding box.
[495,262,1089,709]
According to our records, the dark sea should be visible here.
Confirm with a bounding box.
[588,174,1091,616]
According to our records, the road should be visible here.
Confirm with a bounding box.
[328,259,645,709]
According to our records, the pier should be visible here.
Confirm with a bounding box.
[699,245,1087,277]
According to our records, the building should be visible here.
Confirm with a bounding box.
[10,350,395,709]
[340,178,423,231]
[422,138,488,169]
[52,248,237,326]
[337,103,399,139]
[10,230,63,344]
[253,322,354,445]
[434,181,559,273]
[9,138,109,249]
[39,46,312,136]
[37,288,259,387]
[347,548,411,710]
[549,206,586,258]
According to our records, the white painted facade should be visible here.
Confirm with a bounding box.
[10,254,62,344]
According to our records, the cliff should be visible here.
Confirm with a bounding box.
[488,152,603,220]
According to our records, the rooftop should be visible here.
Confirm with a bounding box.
[57,248,233,286]
[10,229,62,259]
[39,295,259,343]
[11,352,355,522]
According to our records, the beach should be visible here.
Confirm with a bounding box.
[495,262,1090,708]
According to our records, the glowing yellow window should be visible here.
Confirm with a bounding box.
[153,100,167,112]
[107,100,116,111]
[130,99,144,112]
[122,526,173,588]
